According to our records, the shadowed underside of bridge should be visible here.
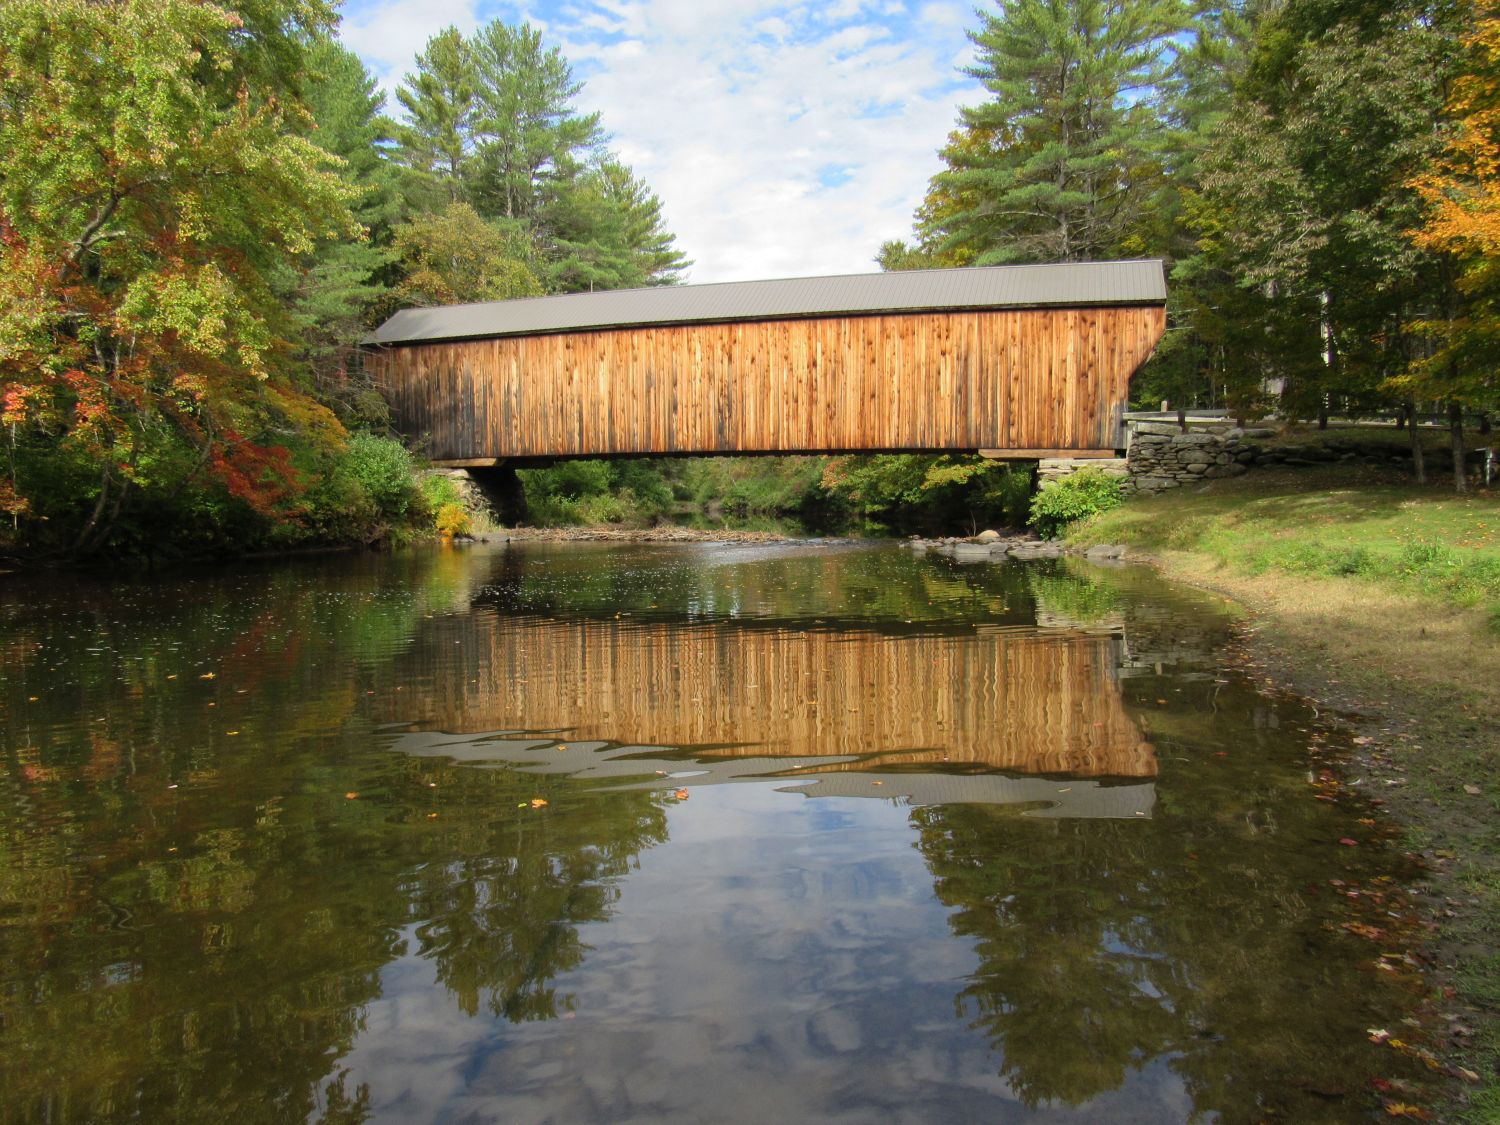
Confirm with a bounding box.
[364,260,1168,465]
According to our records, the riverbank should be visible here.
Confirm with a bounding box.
[493,525,796,544]
[1068,465,1500,1121]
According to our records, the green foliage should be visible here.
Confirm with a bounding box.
[519,460,643,526]
[395,27,474,201]
[0,0,360,556]
[888,0,1495,493]
[928,0,1185,264]
[418,471,465,515]
[393,202,543,305]
[0,4,688,560]
[340,433,417,521]
[1027,469,1125,539]
[820,454,1035,533]
[292,38,402,420]
[675,457,830,518]
[392,20,686,297]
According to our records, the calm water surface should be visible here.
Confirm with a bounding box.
[0,542,1430,1122]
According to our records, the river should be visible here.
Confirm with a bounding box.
[0,541,1432,1122]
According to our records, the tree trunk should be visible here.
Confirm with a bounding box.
[1406,400,1426,484]
[1450,401,1468,494]
[1481,411,1492,436]
[73,465,113,553]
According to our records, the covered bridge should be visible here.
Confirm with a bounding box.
[363,259,1167,465]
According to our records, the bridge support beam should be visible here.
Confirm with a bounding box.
[978,448,1121,460]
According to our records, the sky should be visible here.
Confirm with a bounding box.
[337,0,984,284]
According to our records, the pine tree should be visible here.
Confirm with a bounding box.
[929,0,1186,264]
[468,22,603,222]
[294,39,401,415]
[395,28,475,202]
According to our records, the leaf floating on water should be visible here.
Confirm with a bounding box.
[199,672,216,680]
[1339,837,1359,846]
[673,789,690,800]
[345,792,359,800]
[530,798,548,809]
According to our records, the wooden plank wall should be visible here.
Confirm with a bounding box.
[379,617,1158,779]
[368,306,1166,460]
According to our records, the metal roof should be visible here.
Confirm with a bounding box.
[365,259,1167,346]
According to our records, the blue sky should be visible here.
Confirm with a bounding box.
[336,0,984,282]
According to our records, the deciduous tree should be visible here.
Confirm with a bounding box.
[0,0,357,552]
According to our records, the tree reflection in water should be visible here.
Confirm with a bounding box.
[0,555,669,1123]
[913,670,1429,1121]
[0,543,1431,1123]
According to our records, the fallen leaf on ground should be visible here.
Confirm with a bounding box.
[1383,1103,1432,1119]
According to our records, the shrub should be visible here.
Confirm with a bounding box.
[342,432,418,522]
[435,502,472,538]
[1028,468,1124,539]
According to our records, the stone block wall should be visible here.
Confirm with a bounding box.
[1123,423,1264,494]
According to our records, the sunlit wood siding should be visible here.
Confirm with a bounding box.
[380,617,1157,779]
[366,306,1165,460]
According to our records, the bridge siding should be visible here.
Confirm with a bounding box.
[369,305,1164,461]
[378,616,1156,779]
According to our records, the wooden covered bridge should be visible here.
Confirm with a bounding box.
[363,259,1167,466]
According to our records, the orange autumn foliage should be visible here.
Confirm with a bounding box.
[1411,4,1500,258]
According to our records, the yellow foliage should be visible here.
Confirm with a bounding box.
[1411,6,1500,257]
[435,502,472,539]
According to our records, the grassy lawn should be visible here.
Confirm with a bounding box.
[1069,462,1500,1121]
[1073,463,1500,632]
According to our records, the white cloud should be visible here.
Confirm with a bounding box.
[340,0,483,79]
[339,0,982,282]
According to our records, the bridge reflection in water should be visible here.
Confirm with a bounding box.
[380,614,1156,818]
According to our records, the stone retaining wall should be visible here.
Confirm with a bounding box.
[1123,423,1263,494]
